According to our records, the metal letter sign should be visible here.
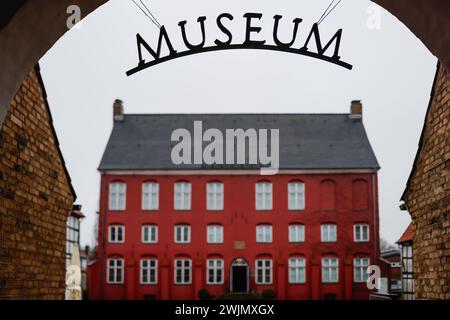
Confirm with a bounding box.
[126,12,353,76]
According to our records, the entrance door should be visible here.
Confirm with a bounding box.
[231,258,248,293]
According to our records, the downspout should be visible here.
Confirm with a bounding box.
[372,173,378,265]
[100,172,107,299]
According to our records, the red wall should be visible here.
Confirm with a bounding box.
[89,172,379,300]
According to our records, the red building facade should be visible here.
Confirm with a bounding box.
[88,102,380,300]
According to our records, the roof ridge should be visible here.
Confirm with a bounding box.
[121,113,351,116]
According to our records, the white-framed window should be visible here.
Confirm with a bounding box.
[107,258,124,284]
[321,224,337,242]
[109,182,126,211]
[66,216,80,260]
[206,259,224,285]
[207,225,224,244]
[289,224,305,243]
[142,182,159,210]
[140,258,158,284]
[288,182,305,210]
[401,243,414,300]
[175,182,191,210]
[354,257,370,283]
[174,225,191,244]
[255,259,272,284]
[256,182,272,210]
[289,257,306,284]
[354,224,370,242]
[174,259,192,284]
[256,225,272,243]
[207,182,224,210]
[108,225,125,243]
[322,257,339,283]
[142,225,158,244]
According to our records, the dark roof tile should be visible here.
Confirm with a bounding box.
[99,114,379,171]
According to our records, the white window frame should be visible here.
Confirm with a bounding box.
[108,225,125,244]
[142,182,159,210]
[174,182,191,210]
[142,225,158,244]
[321,224,337,242]
[207,182,224,211]
[322,257,339,283]
[354,224,370,242]
[107,258,124,284]
[140,258,158,285]
[353,257,370,283]
[289,224,305,243]
[206,259,224,285]
[109,182,126,211]
[256,182,272,210]
[289,257,306,284]
[174,225,191,244]
[174,259,192,285]
[256,225,273,243]
[255,259,273,285]
[288,182,305,210]
[207,225,224,244]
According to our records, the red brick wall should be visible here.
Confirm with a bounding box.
[403,63,450,300]
[90,172,379,300]
[0,67,74,299]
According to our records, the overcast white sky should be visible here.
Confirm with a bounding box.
[39,0,436,246]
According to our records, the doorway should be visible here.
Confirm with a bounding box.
[230,258,249,293]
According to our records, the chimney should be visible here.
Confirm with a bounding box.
[350,100,363,119]
[113,99,124,121]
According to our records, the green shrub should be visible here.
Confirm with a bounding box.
[261,289,277,300]
[198,288,213,300]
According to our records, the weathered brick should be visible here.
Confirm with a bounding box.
[403,63,450,300]
[0,66,74,300]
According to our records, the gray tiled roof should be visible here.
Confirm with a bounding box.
[98,114,379,171]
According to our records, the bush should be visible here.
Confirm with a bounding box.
[198,288,213,300]
[261,289,277,300]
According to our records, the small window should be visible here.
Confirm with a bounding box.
[107,258,124,284]
[289,224,305,243]
[289,257,306,284]
[142,182,159,210]
[141,258,158,284]
[256,225,272,243]
[174,259,192,284]
[354,257,370,283]
[109,182,126,211]
[256,182,272,210]
[174,225,191,244]
[207,182,224,210]
[288,182,305,210]
[321,224,337,242]
[207,225,224,244]
[255,259,272,284]
[206,259,224,285]
[175,182,191,210]
[322,257,339,283]
[142,225,158,244]
[354,224,370,242]
[108,225,125,244]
